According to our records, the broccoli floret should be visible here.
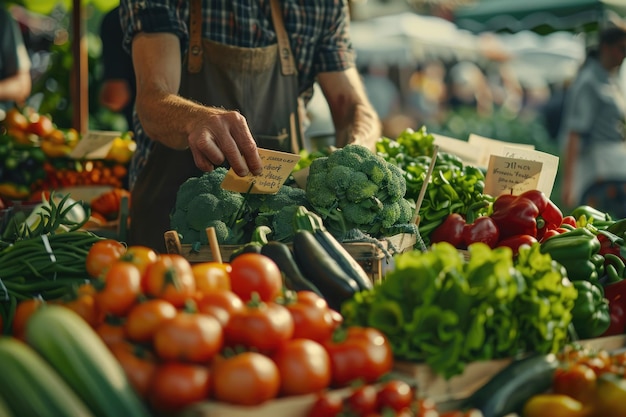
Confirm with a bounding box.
[270,205,300,242]
[175,176,211,210]
[186,193,222,231]
[305,144,412,239]
[202,219,230,244]
[217,191,246,218]
[397,198,415,224]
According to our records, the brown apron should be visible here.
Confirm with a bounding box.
[128,0,304,253]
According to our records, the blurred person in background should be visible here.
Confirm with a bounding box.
[559,25,626,210]
[119,0,381,252]
[99,6,136,132]
[0,5,31,120]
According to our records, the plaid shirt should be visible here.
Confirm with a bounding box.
[119,0,355,98]
[119,1,355,187]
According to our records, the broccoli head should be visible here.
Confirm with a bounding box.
[305,144,413,239]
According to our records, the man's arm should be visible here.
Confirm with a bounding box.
[317,67,381,151]
[0,70,30,104]
[131,32,262,176]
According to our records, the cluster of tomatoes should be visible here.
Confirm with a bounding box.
[11,239,414,415]
[523,345,626,417]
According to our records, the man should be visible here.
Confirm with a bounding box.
[0,5,31,119]
[560,25,626,210]
[119,1,381,252]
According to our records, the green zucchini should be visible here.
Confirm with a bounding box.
[261,241,324,296]
[25,305,151,417]
[0,336,95,417]
[0,394,12,417]
[292,229,360,311]
[461,352,559,417]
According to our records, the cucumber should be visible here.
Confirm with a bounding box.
[292,229,360,311]
[0,336,95,417]
[461,352,559,417]
[261,241,323,296]
[25,305,151,417]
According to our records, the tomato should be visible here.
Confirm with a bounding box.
[553,363,598,405]
[195,289,244,327]
[109,341,157,399]
[284,291,341,343]
[224,300,294,353]
[192,262,231,295]
[346,384,378,415]
[62,290,100,328]
[211,352,280,406]
[149,362,211,413]
[27,114,55,137]
[12,298,45,339]
[522,394,588,417]
[85,239,127,278]
[323,326,394,387]
[124,299,177,343]
[95,261,143,317]
[143,254,196,307]
[119,245,159,278]
[229,253,282,302]
[153,311,223,363]
[376,380,414,412]
[271,338,331,396]
[4,108,29,130]
[95,318,127,348]
[306,392,343,417]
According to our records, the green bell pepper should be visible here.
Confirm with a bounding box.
[571,280,611,339]
[540,227,602,281]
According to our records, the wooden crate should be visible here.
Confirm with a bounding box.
[164,232,417,284]
[393,334,626,403]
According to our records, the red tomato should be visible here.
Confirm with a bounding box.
[284,291,342,343]
[143,254,196,307]
[271,338,331,396]
[195,289,244,327]
[85,239,127,278]
[211,352,280,406]
[149,362,211,413]
[192,262,232,295]
[109,341,157,399]
[12,298,45,339]
[306,392,343,417]
[27,114,54,137]
[323,326,394,387]
[376,380,415,412]
[153,311,223,363]
[119,245,159,278]
[95,319,127,348]
[229,253,282,302]
[552,363,598,405]
[95,261,143,317]
[62,289,100,328]
[124,299,178,343]
[224,300,294,353]
[346,385,378,415]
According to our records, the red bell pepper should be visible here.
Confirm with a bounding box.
[462,215,499,248]
[517,190,563,239]
[496,234,538,256]
[490,194,539,240]
[601,280,626,337]
[430,213,466,248]
[561,215,577,228]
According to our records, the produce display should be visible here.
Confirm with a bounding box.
[5,123,626,417]
[0,106,134,200]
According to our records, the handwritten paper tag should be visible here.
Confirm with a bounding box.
[501,146,559,198]
[69,130,121,160]
[221,148,301,194]
[484,155,543,196]
[468,134,535,169]
[432,133,483,166]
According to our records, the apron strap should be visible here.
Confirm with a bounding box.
[188,0,203,73]
[269,0,296,76]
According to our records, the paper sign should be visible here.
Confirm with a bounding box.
[69,130,121,160]
[432,133,483,166]
[468,134,535,169]
[484,155,543,196]
[221,148,301,194]
[502,146,559,198]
